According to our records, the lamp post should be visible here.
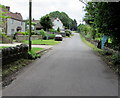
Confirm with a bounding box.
[29,0,32,51]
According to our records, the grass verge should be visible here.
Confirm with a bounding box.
[22,40,60,45]
[0,46,9,49]
[2,59,33,87]
[31,47,44,53]
[80,34,120,75]
[80,34,103,52]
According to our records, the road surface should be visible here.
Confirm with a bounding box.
[3,33,118,96]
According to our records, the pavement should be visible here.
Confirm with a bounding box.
[0,43,53,49]
[2,33,118,96]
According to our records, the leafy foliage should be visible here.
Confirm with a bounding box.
[65,30,72,37]
[112,53,120,65]
[28,50,41,60]
[49,29,57,33]
[0,4,11,34]
[49,11,77,30]
[38,29,47,39]
[40,14,53,31]
[47,34,56,39]
[57,27,60,32]
[84,2,120,50]
[77,24,93,38]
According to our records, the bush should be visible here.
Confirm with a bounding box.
[38,29,47,39]
[31,31,37,35]
[15,32,29,35]
[112,53,120,65]
[48,34,55,39]
[49,29,57,33]
[28,51,41,60]
[57,27,60,32]
[65,30,71,37]
[0,33,12,43]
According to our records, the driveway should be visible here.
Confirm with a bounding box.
[3,33,118,96]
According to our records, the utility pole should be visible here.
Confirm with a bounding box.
[79,0,88,6]
[29,0,32,51]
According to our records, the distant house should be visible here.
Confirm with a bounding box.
[2,6,25,35]
[32,19,43,32]
[26,18,43,33]
[52,18,64,31]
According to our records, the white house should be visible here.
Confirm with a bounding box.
[2,6,25,35]
[52,18,64,31]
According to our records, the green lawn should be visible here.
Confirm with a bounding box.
[0,46,44,53]
[0,46,9,49]
[80,34,102,52]
[31,47,44,53]
[22,40,60,45]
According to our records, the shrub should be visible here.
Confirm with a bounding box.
[49,29,57,33]
[112,53,120,65]
[38,29,47,39]
[15,32,29,35]
[57,27,60,32]
[28,51,41,60]
[0,33,12,43]
[48,34,55,39]
[31,31,37,35]
[65,30,71,37]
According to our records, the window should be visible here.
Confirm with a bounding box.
[11,29,14,35]
[11,19,14,24]
[21,22,23,26]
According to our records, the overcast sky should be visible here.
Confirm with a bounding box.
[1,0,86,24]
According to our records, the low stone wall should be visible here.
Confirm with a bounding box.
[0,35,13,44]
[2,44,28,66]
[16,35,42,42]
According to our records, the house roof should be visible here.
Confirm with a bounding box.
[51,18,58,22]
[6,12,23,21]
[2,6,23,21]
[51,17,63,26]
[32,19,39,24]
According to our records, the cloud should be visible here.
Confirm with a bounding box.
[1,0,86,24]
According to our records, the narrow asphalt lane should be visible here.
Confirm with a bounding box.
[3,33,118,96]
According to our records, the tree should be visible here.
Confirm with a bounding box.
[71,19,77,31]
[0,4,10,34]
[49,11,75,29]
[57,27,60,32]
[38,29,47,40]
[40,14,53,31]
[84,2,120,50]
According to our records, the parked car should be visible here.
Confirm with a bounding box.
[55,35,63,41]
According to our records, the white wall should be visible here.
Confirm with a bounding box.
[7,18,25,35]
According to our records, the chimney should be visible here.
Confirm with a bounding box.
[15,12,18,14]
[6,6,10,12]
